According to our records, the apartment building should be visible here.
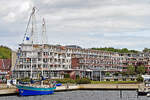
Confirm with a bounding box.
[12,44,150,80]
[13,44,72,79]
[0,59,11,82]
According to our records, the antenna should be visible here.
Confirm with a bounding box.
[41,18,48,44]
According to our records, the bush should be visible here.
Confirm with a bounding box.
[53,78,91,84]
[91,81,138,84]
[76,78,91,84]
[121,72,128,76]
[105,72,110,77]
[136,75,144,82]
[53,78,76,84]
[18,77,31,82]
[64,74,70,78]
[113,72,119,76]
[76,75,80,79]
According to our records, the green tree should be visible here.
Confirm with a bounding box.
[143,48,150,53]
[113,72,119,76]
[105,72,110,77]
[137,65,145,75]
[64,73,70,78]
[121,48,128,53]
[127,65,135,76]
[0,46,11,59]
[91,47,139,53]
[76,75,80,79]
[136,75,144,82]
[121,72,128,77]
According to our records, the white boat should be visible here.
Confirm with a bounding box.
[147,92,150,97]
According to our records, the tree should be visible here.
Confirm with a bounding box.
[113,72,119,76]
[91,47,139,53]
[143,48,150,53]
[127,65,135,76]
[76,75,80,79]
[120,71,128,77]
[105,72,110,77]
[137,65,145,75]
[136,75,144,82]
[0,46,11,59]
[64,73,70,78]
[121,48,128,53]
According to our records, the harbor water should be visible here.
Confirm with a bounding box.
[0,90,149,100]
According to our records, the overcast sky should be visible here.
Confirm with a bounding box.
[1,0,150,51]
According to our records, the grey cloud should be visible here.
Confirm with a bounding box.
[0,0,150,51]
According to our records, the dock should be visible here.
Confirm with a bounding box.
[79,84,139,90]
[0,84,140,95]
[0,89,17,95]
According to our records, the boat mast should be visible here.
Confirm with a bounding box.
[41,18,45,77]
[41,18,47,85]
[41,18,47,86]
[41,44,43,81]
[30,7,36,79]
[30,8,34,79]
[42,18,47,44]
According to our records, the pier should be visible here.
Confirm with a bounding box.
[79,84,139,90]
[0,84,140,95]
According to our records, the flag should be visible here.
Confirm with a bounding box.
[26,37,29,40]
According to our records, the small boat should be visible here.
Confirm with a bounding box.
[147,92,150,97]
[56,83,62,86]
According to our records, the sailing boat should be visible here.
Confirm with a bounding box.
[14,7,56,96]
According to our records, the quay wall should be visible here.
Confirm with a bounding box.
[0,84,140,95]
[78,84,139,90]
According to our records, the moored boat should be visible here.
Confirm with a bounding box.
[16,85,56,96]
[13,7,58,96]
[147,92,150,97]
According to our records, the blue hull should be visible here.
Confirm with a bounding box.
[16,85,56,96]
[18,89,54,96]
